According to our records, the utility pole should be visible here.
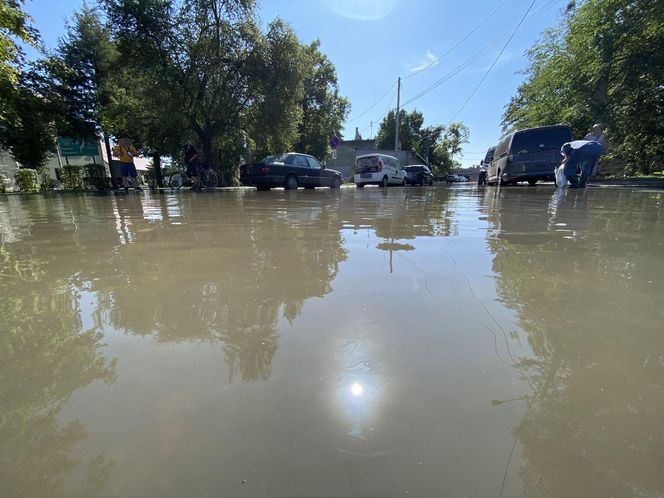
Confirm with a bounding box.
[370,121,373,140]
[394,77,401,153]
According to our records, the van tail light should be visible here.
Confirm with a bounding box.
[259,167,271,174]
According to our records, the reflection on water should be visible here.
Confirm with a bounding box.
[481,187,664,498]
[1,187,663,498]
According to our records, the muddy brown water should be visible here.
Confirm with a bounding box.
[1,186,663,498]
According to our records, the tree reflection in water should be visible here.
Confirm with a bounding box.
[482,188,664,497]
[90,193,348,383]
[0,197,117,498]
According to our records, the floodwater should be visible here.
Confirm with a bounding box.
[1,185,663,498]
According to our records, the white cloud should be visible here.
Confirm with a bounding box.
[407,50,440,73]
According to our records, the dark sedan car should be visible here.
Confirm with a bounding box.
[240,153,343,191]
[405,165,434,186]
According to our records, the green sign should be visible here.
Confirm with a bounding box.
[58,137,100,157]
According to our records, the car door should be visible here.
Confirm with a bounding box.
[292,154,312,186]
[306,156,325,186]
[394,159,405,184]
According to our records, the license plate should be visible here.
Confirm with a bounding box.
[361,173,372,178]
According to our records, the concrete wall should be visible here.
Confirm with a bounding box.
[326,139,426,180]
[0,149,19,189]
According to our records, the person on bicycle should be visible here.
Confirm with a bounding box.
[184,142,202,191]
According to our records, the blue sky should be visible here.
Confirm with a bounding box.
[23,0,569,166]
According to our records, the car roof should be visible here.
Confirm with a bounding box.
[356,153,397,160]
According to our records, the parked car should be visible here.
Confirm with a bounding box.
[405,165,434,186]
[478,146,496,185]
[445,174,467,183]
[354,153,407,188]
[240,153,342,190]
[486,125,572,186]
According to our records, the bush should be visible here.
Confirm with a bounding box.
[15,168,39,193]
[38,168,57,192]
[61,165,84,191]
[83,163,109,191]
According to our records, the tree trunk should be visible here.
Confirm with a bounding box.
[103,133,114,181]
[152,152,163,188]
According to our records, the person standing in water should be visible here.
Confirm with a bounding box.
[560,140,605,188]
[113,137,142,193]
[583,123,607,176]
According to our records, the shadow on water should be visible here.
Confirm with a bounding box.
[478,187,664,497]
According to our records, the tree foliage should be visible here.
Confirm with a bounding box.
[503,0,664,175]
[101,0,334,184]
[0,0,39,123]
[54,5,118,140]
[294,40,350,160]
[0,0,349,183]
[375,109,469,174]
[0,62,59,169]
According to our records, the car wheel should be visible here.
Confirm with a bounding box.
[381,176,389,188]
[284,175,298,190]
[528,179,538,186]
[331,177,341,189]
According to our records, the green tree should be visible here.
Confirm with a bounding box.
[437,121,470,171]
[0,62,59,169]
[103,0,306,184]
[294,40,350,160]
[375,110,469,174]
[0,0,39,124]
[53,5,118,152]
[503,0,664,175]
[375,109,425,152]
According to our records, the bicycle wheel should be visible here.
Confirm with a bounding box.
[202,170,218,189]
[169,172,185,190]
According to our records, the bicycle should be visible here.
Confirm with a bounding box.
[169,163,218,190]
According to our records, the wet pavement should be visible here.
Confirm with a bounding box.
[1,185,663,498]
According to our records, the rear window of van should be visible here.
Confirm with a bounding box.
[512,127,572,153]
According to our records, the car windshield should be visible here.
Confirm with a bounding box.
[405,166,423,172]
[512,127,571,153]
[262,154,289,164]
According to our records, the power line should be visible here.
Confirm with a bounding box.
[447,0,538,124]
[348,0,512,130]
[346,0,563,132]
[402,0,511,80]
[401,40,501,107]
[400,0,563,109]
[345,81,397,123]
[363,87,399,135]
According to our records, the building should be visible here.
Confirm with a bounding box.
[1,139,150,190]
[327,138,428,180]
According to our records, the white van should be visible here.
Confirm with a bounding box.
[353,153,407,188]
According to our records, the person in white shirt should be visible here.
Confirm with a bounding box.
[583,123,606,176]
